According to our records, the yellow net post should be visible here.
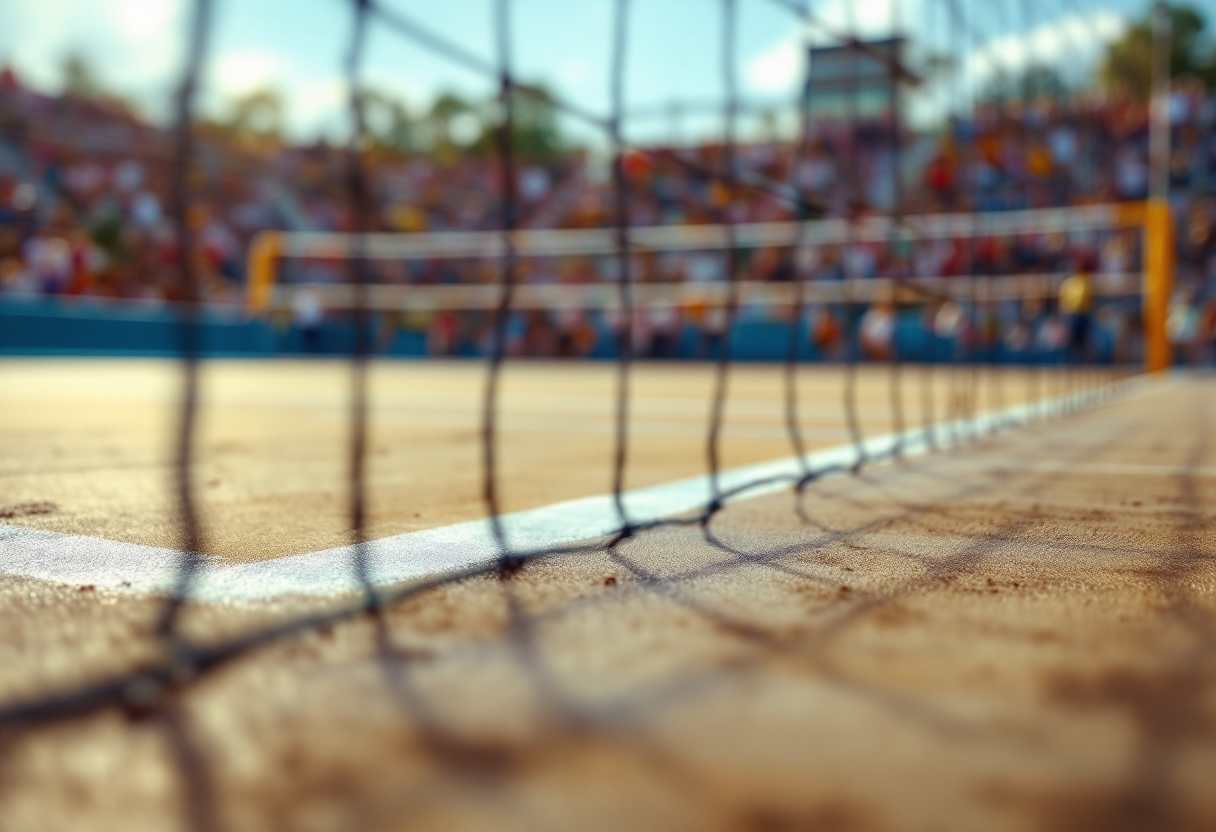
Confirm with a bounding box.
[1115,199,1172,374]
[1144,2,1173,373]
[246,231,282,315]
[1143,198,1174,374]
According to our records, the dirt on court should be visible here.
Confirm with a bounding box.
[0,359,1055,561]
[0,372,1214,831]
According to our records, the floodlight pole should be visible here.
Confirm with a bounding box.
[1145,1,1174,373]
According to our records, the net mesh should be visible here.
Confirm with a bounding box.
[0,0,1150,827]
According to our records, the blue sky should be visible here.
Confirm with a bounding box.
[1,0,1154,143]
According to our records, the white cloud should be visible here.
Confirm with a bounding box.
[961,10,1127,89]
[210,50,290,99]
[0,0,185,111]
[288,77,349,136]
[0,0,393,137]
[899,10,1128,126]
[556,58,592,87]
[745,0,925,95]
[746,5,1129,124]
[203,49,425,140]
[803,0,918,43]
[747,35,803,94]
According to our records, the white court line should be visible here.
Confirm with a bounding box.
[0,376,1162,604]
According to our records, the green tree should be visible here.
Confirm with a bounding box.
[474,83,566,163]
[223,87,286,142]
[61,52,106,99]
[980,64,1070,105]
[917,52,957,82]
[1100,3,1216,98]
[1021,65,1070,100]
[59,51,139,116]
[362,87,415,154]
[427,91,476,150]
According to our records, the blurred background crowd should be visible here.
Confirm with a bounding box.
[1,2,1215,362]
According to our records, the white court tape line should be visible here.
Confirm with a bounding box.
[0,375,1162,604]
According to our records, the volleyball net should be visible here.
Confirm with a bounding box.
[0,0,1182,827]
[245,201,1167,370]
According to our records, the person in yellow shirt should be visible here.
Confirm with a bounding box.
[1058,263,1094,362]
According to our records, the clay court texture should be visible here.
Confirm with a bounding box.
[1,359,1215,831]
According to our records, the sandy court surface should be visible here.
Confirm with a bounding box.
[0,358,1078,561]
[0,372,1213,831]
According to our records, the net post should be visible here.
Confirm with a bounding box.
[246,231,283,314]
[1144,0,1172,374]
[1144,198,1174,374]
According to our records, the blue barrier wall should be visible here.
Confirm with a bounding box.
[1,298,1089,363]
[0,300,278,357]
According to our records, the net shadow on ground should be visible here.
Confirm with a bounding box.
[347,393,1214,832]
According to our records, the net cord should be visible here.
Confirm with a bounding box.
[703,0,743,517]
[482,0,521,561]
[156,0,215,649]
[344,0,379,610]
[840,0,867,471]
[609,0,636,534]
[1055,0,1099,408]
[781,0,817,485]
[153,1,219,827]
[887,0,910,457]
